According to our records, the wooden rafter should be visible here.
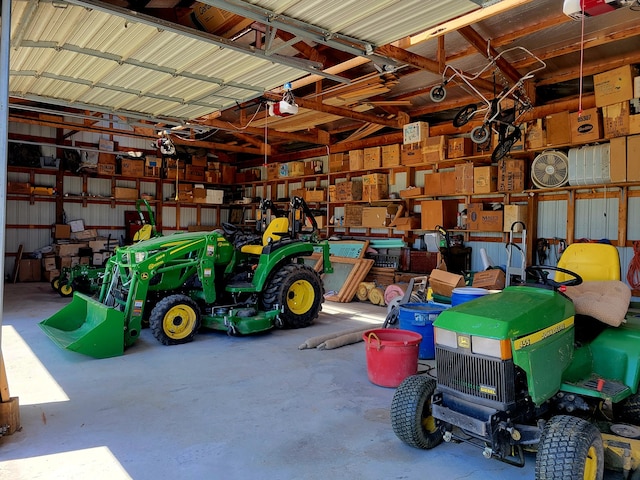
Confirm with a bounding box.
[457,25,522,83]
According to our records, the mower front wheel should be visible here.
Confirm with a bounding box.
[149,294,201,346]
[261,263,323,329]
[535,415,603,480]
[390,375,443,449]
[59,282,74,298]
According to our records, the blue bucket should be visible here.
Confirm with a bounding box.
[451,287,491,306]
[398,303,445,359]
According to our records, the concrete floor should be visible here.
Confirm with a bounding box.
[0,282,624,479]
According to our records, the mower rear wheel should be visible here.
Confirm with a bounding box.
[50,276,61,291]
[149,294,201,345]
[613,392,640,425]
[59,283,74,298]
[261,264,323,329]
[535,415,603,480]
[390,375,443,450]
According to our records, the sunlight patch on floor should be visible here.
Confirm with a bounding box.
[2,326,69,405]
[0,446,132,480]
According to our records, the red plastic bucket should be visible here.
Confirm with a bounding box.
[363,329,422,388]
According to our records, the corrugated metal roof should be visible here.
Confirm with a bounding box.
[9,0,486,125]
[10,0,309,123]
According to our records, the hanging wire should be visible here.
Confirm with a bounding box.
[578,0,586,114]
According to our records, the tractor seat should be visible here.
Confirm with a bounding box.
[133,224,154,242]
[241,217,290,255]
[557,243,630,334]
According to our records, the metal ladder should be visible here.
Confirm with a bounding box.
[505,221,527,287]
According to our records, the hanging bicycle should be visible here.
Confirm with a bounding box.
[429,45,546,162]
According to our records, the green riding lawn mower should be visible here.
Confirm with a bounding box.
[50,199,158,297]
[40,196,332,359]
[391,243,640,480]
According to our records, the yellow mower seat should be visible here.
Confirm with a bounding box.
[241,217,290,255]
[556,243,620,282]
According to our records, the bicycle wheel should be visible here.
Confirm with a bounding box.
[453,104,477,127]
[471,125,490,144]
[492,136,516,162]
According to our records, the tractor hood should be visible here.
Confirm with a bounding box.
[434,286,575,340]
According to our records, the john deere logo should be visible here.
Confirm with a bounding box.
[577,124,593,133]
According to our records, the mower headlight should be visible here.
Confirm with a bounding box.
[471,336,512,360]
[121,253,129,263]
[134,252,147,263]
[434,327,457,349]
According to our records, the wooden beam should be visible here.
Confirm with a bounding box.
[263,92,409,129]
[457,26,522,83]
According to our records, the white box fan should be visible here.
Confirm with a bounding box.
[531,150,569,188]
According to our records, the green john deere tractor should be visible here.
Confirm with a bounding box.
[391,243,640,479]
[40,197,331,359]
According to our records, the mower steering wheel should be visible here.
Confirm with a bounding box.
[526,265,583,289]
[222,222,239,237]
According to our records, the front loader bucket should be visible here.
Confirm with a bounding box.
[39,293,126,359]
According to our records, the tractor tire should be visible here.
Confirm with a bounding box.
[390,375,443,450]
[613,392,640,425]
[149,294,201,346]
[261,263,323,329]
[535,415,604,480]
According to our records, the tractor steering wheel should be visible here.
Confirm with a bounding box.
[526,265,583,289]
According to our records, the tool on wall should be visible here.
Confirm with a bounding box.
[505,221,527,286]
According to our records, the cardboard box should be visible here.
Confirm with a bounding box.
[467,203,504,232]
[97,163,116,176]
[43,269,60,282]
[421,199,459,230]
[349,150,364,170]
[335,181,363,201]
[99,138,115,152]
[114,187,138,200]
[192,187,207,203]
[221,165,236,184]
[609,136,627,183]
[381,144,401,167]
[98,153,117,165]
[429,268,465,298]
[69,219,85,232]
[594,64,636,107]
[399,186,423,198]
[503,205,528,232]
[55,243,88,257]
[472,269,505,290]
[570,108,603,143]
[498,158,526,192]
[603,101,630,138]
[545,111,571,146]
[391,216,421,230]
[474,166,498,193]
[191,156,207,167]
[89,239,111,252]
[42,256,57,272]
[363,147,381,169]
[362,184,389,202]
[526,119,546,150]
[18,259,41,282]
[403,121,429,144]
[165,168,185,181]
[402,136,448,165]
[206,189,224,204]
[329,153,348,172]
[343,204,364,226]
[362,173,387,185]
[54,224,71,239]
[284,161,305,177]
[628,135,640,182]
[424,170,455,196]
[631,98,640,134]
[121,158,144,177]
[305,188,325,203]
[447,137,473,158]
[71,229,99,240]
[455,163,474,194]
[266,163,279,180]
[186,164,206,182]
[361,206,395,228]
[7,182,31,195]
